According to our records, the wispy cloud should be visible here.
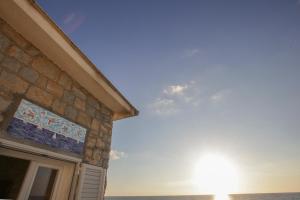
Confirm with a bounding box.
[62,12,86,33]
[150,80,233,115]
[210,89,232,104]
[149,81,201,115]
[110,149,127,160]
[150,98,178,115]
[163,84,188,95]
[182,48,202,58]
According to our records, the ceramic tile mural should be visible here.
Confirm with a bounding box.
[7,99,87,154]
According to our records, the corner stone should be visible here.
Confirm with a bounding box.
[76,111,91,128]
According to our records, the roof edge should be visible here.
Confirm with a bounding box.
[29,0,139,120]
[0,0,138,120]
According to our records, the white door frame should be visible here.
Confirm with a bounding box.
[0,137,82,163]
[18,161,62,200]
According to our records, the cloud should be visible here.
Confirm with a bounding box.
[182,48,202,58]
[62,12,86,33]
[149,81,201,115]
[110,149,127,160]
[163,84,188,95]
[150,98,178,115]
[150,80,233,115]
[210,89,232,104]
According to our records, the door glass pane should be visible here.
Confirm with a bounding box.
[29,167,57,200]
[0,155,30,199]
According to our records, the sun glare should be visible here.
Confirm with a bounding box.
[193,153,239,199]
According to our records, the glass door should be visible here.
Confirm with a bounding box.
[28,166,58,200]
[19,161,62,200]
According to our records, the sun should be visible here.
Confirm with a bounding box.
[193,153,239,197]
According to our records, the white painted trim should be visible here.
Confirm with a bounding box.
[0,137,82,163]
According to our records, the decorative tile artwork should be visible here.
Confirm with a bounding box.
[7,99,87,154]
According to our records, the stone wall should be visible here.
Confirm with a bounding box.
[0,18,112,168]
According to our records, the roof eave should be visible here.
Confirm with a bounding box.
[0,0,138,121]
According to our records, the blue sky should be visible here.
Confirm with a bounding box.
[38,0,300,195]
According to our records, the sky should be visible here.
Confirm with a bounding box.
[37,0,300,196]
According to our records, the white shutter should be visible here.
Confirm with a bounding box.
[76,163,106,200]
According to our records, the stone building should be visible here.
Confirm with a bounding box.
[0,1,138,200]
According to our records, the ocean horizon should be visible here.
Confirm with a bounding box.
[106,192,300,200]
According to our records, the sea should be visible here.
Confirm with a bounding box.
[106,193,300,200]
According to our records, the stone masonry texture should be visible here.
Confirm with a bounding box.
[0,17,113,169]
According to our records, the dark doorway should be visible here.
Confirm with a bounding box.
[0,154,30,199]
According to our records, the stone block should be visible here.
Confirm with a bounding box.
[96,138,105,149]
[87,96,100,109]
[64,105,78,121]
[6,45,31,65]
[84,148,93,158]
[26,86,54,107]
[0,85,14,99]
[36,75,48,89]
[92,150,102,161]
[63,90,75,104]
[0,70,29,94]
[1,24,28,48]
[0,32,10,52]
[102,151,110,159]
[88,159,98,166]
[58,73,72,90]
[91,119,100,131]
[72,86,86,100]
[100,124,109,135]
[102,158,109,169]
[86,137,96,148]
[98,130,104,138]
[74,97,86,111]
[1,57,22,72]
[25,45,40,56]
[95,111,102,121]
[19,67,39,83]
[86,105,96,117]
[76,111,91,128]
[87,130,98,138]
[52,99,66,115]
[31,56,60,80]
[102,114,112,124]
[0,95,11,112]
[101,106,112,116]
[46,80,64,98]
[103,134,112,145]
[0,52,3,62]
